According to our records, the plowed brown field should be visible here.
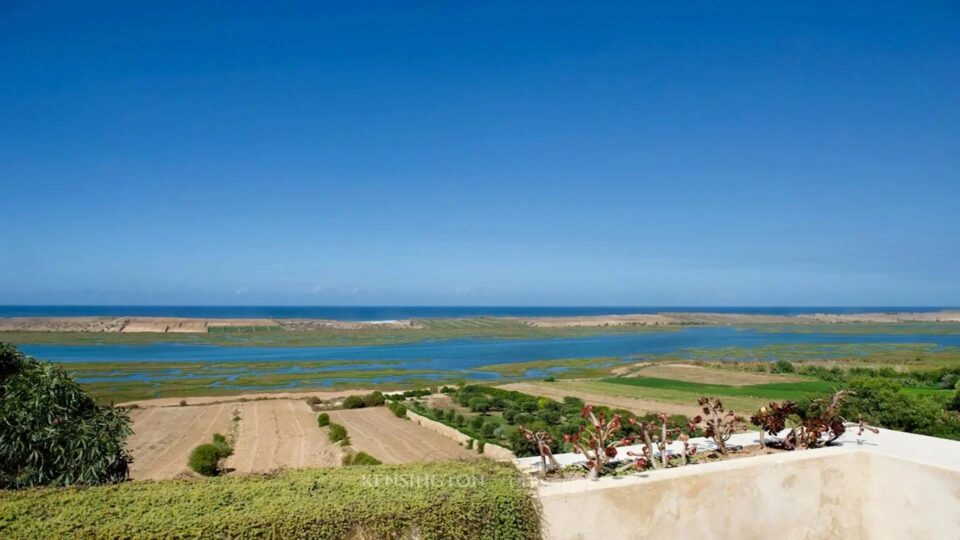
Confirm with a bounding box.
[327,407,479,464]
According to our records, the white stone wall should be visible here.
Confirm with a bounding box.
[537,432,960,540]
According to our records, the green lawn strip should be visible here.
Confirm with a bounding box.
[548,380,765,412]
[600,376,837,400]
[0,461,541,540]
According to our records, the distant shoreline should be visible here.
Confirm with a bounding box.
[0,304,957,321]
[1,309,959,334]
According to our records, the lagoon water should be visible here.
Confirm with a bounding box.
[21,327,960,369]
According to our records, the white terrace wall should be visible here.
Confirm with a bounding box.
[859,452,960,539]
[538,446,960,540]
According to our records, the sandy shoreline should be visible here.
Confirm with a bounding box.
[0,310,957,333]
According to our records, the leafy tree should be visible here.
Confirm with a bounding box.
[0,343,132,489]
[468,397,492,414]
[342,396,366,409]
[362,391,385,407]
[771,360,795,374]
[317,412,330,426]
[841,378,960,440]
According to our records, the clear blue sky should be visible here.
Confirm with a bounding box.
[2,2,958,306]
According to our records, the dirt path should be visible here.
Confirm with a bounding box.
[227,400,342,473]
[327,407,479,464]
[121,388,368,408]
[128,403,234,480]
[498,382,703,417]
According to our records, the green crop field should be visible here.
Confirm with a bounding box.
[600,376,839,400]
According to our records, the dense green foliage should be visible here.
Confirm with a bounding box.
[0,343,132,489]
[188,434,233,476]
[343,451,382,466]
[341,391,386,410]
[837,378,960,440]
[410,385,697,457]
[317,412,330,427]
[341,395,365,409]
[187,444,222,477]
[328,423,349,444]
[387,400,407,418]
[771,360,795,373]
[0,461,541,539]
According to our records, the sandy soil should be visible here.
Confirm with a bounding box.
[515,310,960,328]
[0,316,279,333]
[498,382,703,417]
[3,310,957,333]
[327,407,479,464]
[127,403,235,480]
[120,389,368,408]
[227,400,343,474]
[514,314,675,328]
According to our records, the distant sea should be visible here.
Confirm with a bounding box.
[0,305,954,321]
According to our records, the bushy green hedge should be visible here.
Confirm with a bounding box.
[0,461,541,539]
[188,434,233,476]
[387,401,407,418]
[188,444,222,477]
[317,412,330,427]
[328,423,349,444]
[341,391,386,410]
[343,452,382,466]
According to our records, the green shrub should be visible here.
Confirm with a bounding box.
[468,397,492,413]
[0,342,132,489]
[342,396,365,409]
[387,401,407,418]
[481,421,497,438]
[543,376,556,382]
[0,461,542,539]
[842,377,960,440]
[348,452,382,466]
[772,360,796,374]
[328,423,349,444]
[362,391,386,407]
[471,415,486,430]
[317,412,330,427]
[539,410,561,425]
[477,441,486,454]
[211,433,233,459]
[188,444,222,477]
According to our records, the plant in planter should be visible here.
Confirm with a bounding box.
[518,425,561,478]
[752,390,878,450]
[627,414,675,469]
[694,397,740,455]
[677,433,698,466]
[563,405,632,480]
